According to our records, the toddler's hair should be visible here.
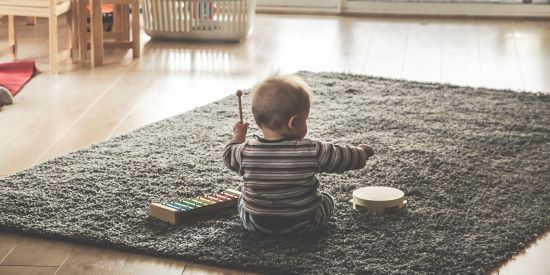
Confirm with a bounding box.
[251,75,311,130]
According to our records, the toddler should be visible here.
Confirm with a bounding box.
[223,74,374,235]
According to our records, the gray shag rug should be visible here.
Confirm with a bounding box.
[1,72,549,274]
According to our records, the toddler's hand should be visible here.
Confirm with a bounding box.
[233,121,249,141]
[358,144,374,158]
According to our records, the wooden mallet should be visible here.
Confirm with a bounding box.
[236,90,243,123]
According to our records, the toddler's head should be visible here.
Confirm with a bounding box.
[251,75,312,139]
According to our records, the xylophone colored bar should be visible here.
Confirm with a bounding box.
[149,189,241,224]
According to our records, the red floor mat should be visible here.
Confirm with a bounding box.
[0,60,37,96]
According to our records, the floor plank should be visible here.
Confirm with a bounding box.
[119,254,186,275]
[0,265,58,275]
[492,231,550,275]
[37,69,159,162]
[182,262,245,275]
[0,232,22,263]
[0,236,75,267]
[55,245,130,275]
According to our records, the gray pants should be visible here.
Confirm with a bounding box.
[237,192,335,235]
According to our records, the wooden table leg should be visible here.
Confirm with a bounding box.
[131,0,140,57]
[78,0,88,62]
[122,4,130,41]
[112,4,121,40]
[90,0,104,67]
[8,15,16,60]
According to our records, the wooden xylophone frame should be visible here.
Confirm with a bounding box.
[149,189,241,224]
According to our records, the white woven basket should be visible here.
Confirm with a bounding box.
[141,0,256,41]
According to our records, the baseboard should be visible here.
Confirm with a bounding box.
[343,1,550,18]
[257,1,550,19]
[256,1,342,14]
[256,6,341,14]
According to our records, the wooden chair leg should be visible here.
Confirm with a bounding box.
[78,0,88,62]
[66,6,74,63]
[90,0,104,67]
[131,0,140,58]
[69,0,81,62]
[122,5,130,41]
[8,15,16,60]
[113,5,122,41]
[49,15,58,74]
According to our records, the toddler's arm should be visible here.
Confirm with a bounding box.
[316,142,374,173]
[222,121,249,173]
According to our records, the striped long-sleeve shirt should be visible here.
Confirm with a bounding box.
[223,135,369,217]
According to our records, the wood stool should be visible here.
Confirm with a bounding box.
[77,0,140,67]
[0,0,77,74]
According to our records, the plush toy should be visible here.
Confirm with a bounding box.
[0,86,13,106]
[190,0,218,20]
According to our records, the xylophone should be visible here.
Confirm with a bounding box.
[149,189,241,224]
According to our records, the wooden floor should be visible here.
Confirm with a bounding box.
[0,13,549,275]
